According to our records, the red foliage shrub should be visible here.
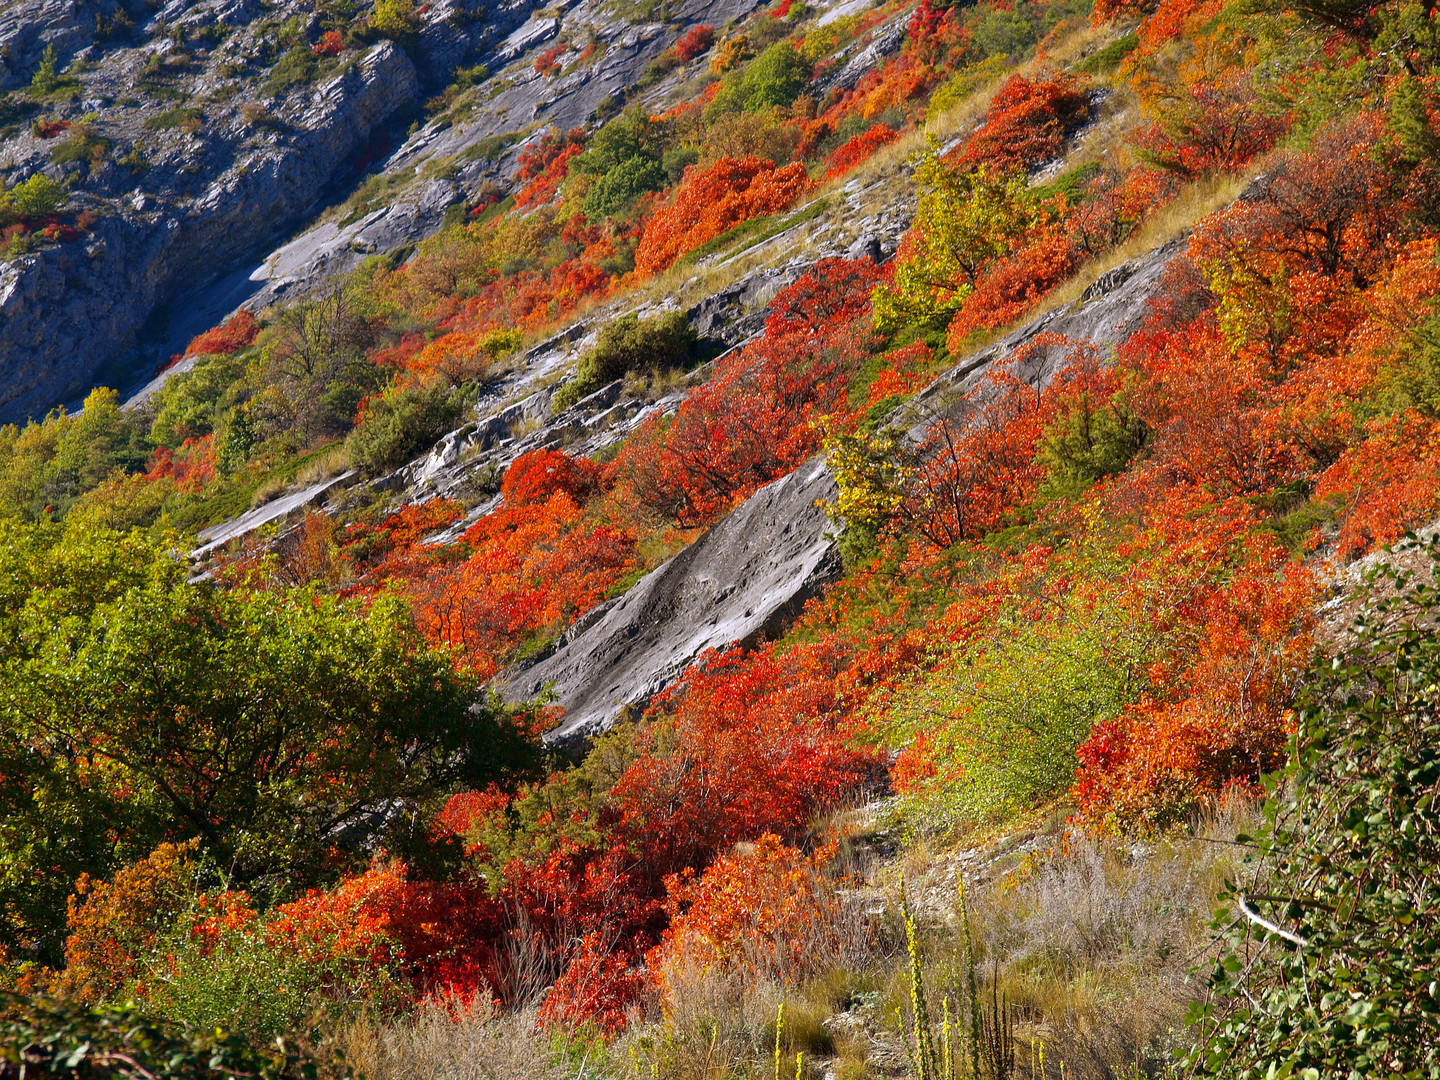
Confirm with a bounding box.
[945,228,1083,347]
[501,449,603,507]
[33,119,71,138]
[535,43,566,76]
[609,258,883,525]
[313,29,344,56]
[514,128,586,208]
[183,310,259,358]
[824,124,899,179]
[536,933,645,1035]
[634,156,810,275]
[959,73,1090,174]
[270,861,507,1000]
[672,24,714,61]
[901,365,1056,547]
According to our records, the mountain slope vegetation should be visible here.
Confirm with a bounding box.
[2,0,1440,1074]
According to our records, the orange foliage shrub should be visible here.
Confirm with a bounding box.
[535,42,566,75]
[634,156,810,275]
[901,366,1056,547]
[1073,541,1315,821]
[313,29,344,56]
[145,435,217,494]
[501,448,602,506]
[54,842,201,1002]
[183,310,259,358]
[959,73,1090,175]
[824,124,899,179]
[672,24,715,62]
[652,834,839,993]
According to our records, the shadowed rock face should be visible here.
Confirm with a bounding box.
[504,457,842,743]
[0,40,418,424]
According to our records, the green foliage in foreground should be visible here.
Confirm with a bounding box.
[1190,533,1440,1079]
[0,993,344,1078]
[0,522,540,966]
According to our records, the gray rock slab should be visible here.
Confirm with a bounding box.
[503,457,842,742]
[193,470,355,557]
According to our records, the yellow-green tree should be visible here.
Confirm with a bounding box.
[871,149,1039,334]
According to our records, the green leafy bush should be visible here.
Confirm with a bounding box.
[1035,385,1149,501]
[1076,31,1139,75]
[0,173,68,227]
[144,106,204,131]
[0,993,341,1078]
[150,350,251,448]
[368,0,420,41]
[50,127,112,167]
[551,311,697,411]
[708,42,811,115]
[1189,533,1440,1079]
[582,155,667,221]
[264,46,319,95]
[344,381,467,471]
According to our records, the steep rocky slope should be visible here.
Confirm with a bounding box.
[0,0,758,421]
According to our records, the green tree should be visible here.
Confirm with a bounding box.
[30,44,59,94]
[368,0,419,41]
[1189,532,1440,1078]
[871,151,1039,333]
[0,388,149,521]
[708,42,811,115]
[0,522,540,965]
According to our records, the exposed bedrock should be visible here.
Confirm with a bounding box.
[0,40,419,423]
[504,457,843,743]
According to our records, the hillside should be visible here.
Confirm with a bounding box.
[2,0,1439,1076]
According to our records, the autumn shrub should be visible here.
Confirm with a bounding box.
[313,29,344,55]
[652,835,845,996]
[610,258,882,525]
[501,448,603,506]
[183,310,259,358]
[635,156,810,275]
[959,72,1090,174]
[47,843,203,1003]
[552,310,697,409]
[673,24,715,62]
[823,123,899,179]
[943,226,1083,346]
[344,381,467,472]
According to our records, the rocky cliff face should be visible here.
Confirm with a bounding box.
[0,0,750,423]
